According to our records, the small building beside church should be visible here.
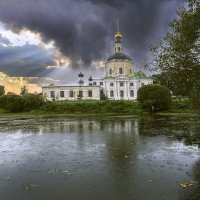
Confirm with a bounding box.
[42,30,153,101]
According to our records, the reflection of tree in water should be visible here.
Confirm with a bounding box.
[179,159,200,200]
[138,116,200,147]
[105,119,139,200]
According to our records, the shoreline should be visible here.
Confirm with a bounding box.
[0,111,199,119]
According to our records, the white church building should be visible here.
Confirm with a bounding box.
[42,30,153,101]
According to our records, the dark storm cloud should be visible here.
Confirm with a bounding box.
[0,33,12,46]
[0,43,56,77]
[0,0,183,68]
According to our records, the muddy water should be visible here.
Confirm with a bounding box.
[0,116,200,200]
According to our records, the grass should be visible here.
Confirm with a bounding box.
[0,99,199,118]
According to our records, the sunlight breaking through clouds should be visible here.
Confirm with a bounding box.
[0,72,61,94]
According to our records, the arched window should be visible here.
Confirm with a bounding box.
[88,90,92,97]
[110,91,114,97]
[130,90,134,97]
[60,91,64,98]
[119,68,123,74]
[69,91,74,97]
[120,91,124,98]
[109,69,112,75]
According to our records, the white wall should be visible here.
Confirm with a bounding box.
[42,86,100,101]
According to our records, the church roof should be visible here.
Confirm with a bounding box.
[107,53,132,62]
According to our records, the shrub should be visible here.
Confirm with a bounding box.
[23,94,45,111]
[0,94,25,112]
[100,89,108,100]
[190,89,200,109]
[0,85,5,96]
[137,84,172,112]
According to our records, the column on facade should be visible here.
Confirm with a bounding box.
[125,81,127,100]
[126,80,129,100]
[117,81,119,100]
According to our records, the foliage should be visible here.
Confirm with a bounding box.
[0,93,45,113]
[0,85,5,96]
[137,84,172,112]
[23,93,45,111]
[190,89,200,108]
[150,0,200,98]
[7,92,16,95]
[20,85,28,96]
[0,94,24,112]
[100,89,108,100]
[41,100,142,114]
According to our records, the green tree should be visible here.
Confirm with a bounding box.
[0,94,24,112]
[137,84,172,112]
[23,93,45,111]
[100,89,108,100]
[0,85,5,96]
[20,85,28,96]
[150,0,200,99]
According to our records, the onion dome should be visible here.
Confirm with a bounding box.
[78,72,84,78]
[88,76,93,82]
[115,31,122,40]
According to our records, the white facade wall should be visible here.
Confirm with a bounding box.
[42,86,100,101]
[100,78,152,100]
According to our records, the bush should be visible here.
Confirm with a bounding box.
[137,84,172,112]
[100,89,108,100]
[23,94,45,111]
[0,93,45,113]
[0,94,25,112]
[190,89,200,109]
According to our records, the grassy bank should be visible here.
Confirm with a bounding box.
[0,99,199,118]
[0,100,143,116]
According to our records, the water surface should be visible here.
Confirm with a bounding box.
[0,116,200,200]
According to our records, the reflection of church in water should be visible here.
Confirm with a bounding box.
[42,30,152,100]
[41,118,139,135]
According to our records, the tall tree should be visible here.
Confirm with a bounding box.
[0,85,5,96]
[150,0,200,98]
[20,85,28,96]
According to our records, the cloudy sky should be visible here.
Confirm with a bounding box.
[0,0,183,94]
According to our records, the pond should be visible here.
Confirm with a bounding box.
[0,115,200,200]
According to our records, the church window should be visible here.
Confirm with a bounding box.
[110,83,114,87]
[130,82,134,86]
[78,91,83,97]
[130,69,132,74]
[88,90,92,97]
[110,91,114,97]
[118,47,121,52]
[100,82,103,86]
[60,91,64,98]
[93,82,97,85]
[109,69,112,75]
[120,91,124,98]
[130,90,134,97]
[50,91,55,98]
[119,68,123,74]
[120,82,124,87]
[69,91,74,97]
